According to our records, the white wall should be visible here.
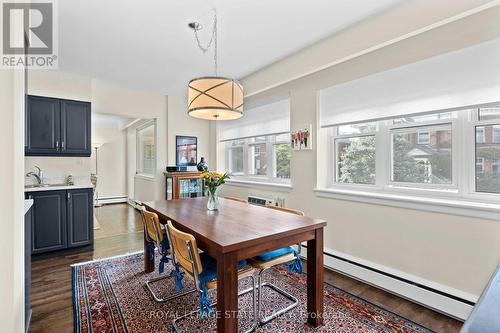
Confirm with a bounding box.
[91,127,127,198]
[0,69,26,331]
[167,96,211,167]
[218,4,500,301]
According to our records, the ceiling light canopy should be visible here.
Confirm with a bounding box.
[187,10,243,120]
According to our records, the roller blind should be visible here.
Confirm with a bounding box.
[218,98,290,141]
[319,38,500,127]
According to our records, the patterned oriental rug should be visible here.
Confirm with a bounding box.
[72,252,435,333]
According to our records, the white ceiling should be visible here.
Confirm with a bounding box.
[58,0,401,97]
[92,113,135,129]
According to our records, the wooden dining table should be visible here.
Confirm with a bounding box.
[143,197,327,333]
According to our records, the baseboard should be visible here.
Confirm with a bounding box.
[96,196,128,205]
[298,245,476,321]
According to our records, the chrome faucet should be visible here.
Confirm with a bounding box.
[26,166,44,185]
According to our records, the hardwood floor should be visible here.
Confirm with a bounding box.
[29,203,463,333]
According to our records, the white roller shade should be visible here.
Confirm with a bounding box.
[218,99,290,141]
[319,38,500,127]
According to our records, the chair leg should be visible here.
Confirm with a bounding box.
[172,275,258,333]
[256,268,299,325]
[144,274,196,303]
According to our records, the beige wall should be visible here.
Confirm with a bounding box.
[91,127,127,198]
[218,4,500,298]
[0,68,26,331]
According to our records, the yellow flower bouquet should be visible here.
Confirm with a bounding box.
[199,171,229,210]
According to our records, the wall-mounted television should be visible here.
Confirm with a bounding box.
[176,136,197,166]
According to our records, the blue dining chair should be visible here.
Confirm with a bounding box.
[166,221,258,333]
[140,206,196,303]
[249,205,304,325]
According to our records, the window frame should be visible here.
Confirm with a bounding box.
[136,120,157,178]
[224,133,291,185]
[327,106,500,203]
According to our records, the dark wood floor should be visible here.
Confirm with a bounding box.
[29,203,462,333]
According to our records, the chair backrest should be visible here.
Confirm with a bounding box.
[140,206,164,247]
[265,204,305,216]
[223,196,247,203]
[166,221,203,276]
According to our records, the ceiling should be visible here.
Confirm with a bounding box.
[92,113,135,129]
[58,0,401,97]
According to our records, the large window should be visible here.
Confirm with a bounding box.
[328,106,500,200]
[475,109,500,193]
[137,121,156,177]
[225,133,291,183]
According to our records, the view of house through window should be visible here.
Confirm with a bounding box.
[329,106,500,198]
[225,133,291,183]
[137,121,156,176]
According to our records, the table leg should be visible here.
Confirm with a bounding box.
[307,228,324,327]
[216,252,239,333]
[144,230,154,273]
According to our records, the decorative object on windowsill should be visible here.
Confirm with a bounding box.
[291,125,313,150]
[66,174,74,186]
[199,171,229,211]
[187,9,244,120]
[197,157,208,172]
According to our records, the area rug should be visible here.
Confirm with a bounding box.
[72,252,435,333]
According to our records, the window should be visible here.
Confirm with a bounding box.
[475,121,500,194]
[227,140,244,175]
[224,133,291,183]
[476,127,485,144]
[391,125,452,184]
[137,121,156,177]
[493,126,500,143]
[476,158,485,174]
[327,106,500,201]
[273,133,291,179]
[219,98,291,185]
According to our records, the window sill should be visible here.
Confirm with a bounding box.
[314,187,500,221]
[225,179,293,192]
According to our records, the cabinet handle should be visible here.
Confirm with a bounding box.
[61,141,65,150]
[67,192,71,199]
[55,141,59,150]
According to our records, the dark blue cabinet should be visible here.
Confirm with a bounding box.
[26,188,93,255]
[25,95,91,157]
[27,190,67,254]
[67,189,93,248]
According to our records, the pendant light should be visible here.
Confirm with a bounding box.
[187,10,243,120]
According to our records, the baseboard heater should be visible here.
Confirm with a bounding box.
[96,196,128,205]
[298,245,475,321]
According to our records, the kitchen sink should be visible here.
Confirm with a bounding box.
[24,183,69,189]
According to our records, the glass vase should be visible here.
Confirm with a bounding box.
[207,188,219,211]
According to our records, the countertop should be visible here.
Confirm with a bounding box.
[24,184,94,193]
[24,199,33,215]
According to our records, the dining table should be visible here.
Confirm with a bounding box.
[143,197,327,333]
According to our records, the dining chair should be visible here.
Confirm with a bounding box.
[249,204,304,325]
[223,195,248,203]
[166,221,258,333]
[140,206,195,303]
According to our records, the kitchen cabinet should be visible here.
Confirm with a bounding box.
[67,188,93,248]
[26,188,93,255]
[25,95,91,157]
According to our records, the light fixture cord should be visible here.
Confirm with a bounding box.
[193,9,218,76]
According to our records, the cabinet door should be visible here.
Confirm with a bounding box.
[67,189,93,248]
[25,96,60,156]
[60,100,91,156]
[27,191,67,254]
